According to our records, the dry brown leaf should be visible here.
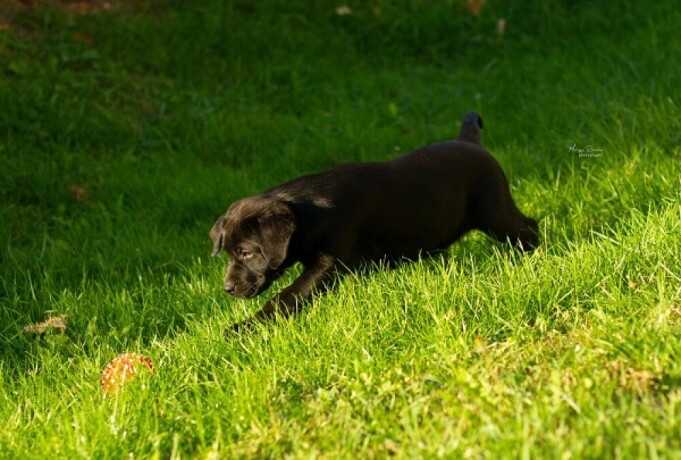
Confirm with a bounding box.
[607,359,657,392]
[335,5,352,16]
[70,32,93,43]
[467,0,485,17]
[70,184,89,203]
[24,316,68,335]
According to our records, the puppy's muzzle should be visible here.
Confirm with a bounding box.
[224,282,261,299]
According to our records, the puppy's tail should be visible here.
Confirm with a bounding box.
[457,111,483,144]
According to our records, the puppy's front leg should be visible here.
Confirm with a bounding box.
[258,253,337,320]
[229,253,337,335]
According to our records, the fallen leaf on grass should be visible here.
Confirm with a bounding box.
[70,184,89,203]
[70,32,93,43]
[23,316,68,336]
[607,359,657,392]
[467,0,485,16]
[335,5,352,16]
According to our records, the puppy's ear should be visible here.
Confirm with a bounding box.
[210,217,225,257]
[257,201,296,269]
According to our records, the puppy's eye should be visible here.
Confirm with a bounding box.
[240,250,254,260]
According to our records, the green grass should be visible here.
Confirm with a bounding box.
[1,0,680,457]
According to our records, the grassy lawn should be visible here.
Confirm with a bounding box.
[1,0,680,457]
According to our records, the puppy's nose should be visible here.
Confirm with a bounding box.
[224,283,237,294]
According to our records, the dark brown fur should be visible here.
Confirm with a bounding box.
[211,112,538,333]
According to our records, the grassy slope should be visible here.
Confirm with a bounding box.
[1,0,680,458]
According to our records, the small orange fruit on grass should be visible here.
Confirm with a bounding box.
[101,353,154,393]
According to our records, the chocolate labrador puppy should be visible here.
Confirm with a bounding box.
[211,112,538,333]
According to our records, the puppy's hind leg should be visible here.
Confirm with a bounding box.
[483,210,538,251]
[474,183,539,251]
[502,214,539,251]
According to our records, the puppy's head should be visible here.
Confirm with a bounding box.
[210,197,296,298]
